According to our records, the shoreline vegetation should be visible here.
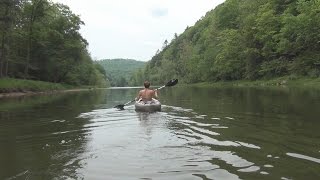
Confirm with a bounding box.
[128,1,320,86]
[191,76,320,88]
[0,1,109,89]
[0,78,96,98]
[1,76,320,98]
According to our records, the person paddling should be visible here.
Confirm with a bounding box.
[135,81,158,104]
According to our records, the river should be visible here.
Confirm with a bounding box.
[0,86,319,180]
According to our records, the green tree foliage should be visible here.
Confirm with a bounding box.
[97,59,145,87]
[0,0,108,87]
[131,0,320,84]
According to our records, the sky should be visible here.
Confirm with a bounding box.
[52,0,225,61]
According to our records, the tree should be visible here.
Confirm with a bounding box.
[0,0,21,77]
[162,39,168,50]
[0,0,108,86]
[21,0,50,78]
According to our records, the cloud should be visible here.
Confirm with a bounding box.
[150,7,168,18]
[52,0,225,61]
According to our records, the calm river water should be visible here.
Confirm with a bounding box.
[0,86,319,180]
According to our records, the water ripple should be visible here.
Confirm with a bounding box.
[286,152,320,164]
[72,105,266,179]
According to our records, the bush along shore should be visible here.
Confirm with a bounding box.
[189,76,320,89]
[0,78,93,98]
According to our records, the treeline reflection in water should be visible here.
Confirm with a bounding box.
[0,87,319,179]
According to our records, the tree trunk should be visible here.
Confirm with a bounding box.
[24,5,35,79]
[24,29,32,79]
[0,33,4,78]
[0,2,10,78]
[24,0,44,79]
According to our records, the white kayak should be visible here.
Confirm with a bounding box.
[135,99,161,112]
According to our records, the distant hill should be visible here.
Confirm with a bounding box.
[97,59,145,87]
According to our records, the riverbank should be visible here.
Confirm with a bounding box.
[2,77,319,98]
[191,76,320,88]
[0,78,96,98]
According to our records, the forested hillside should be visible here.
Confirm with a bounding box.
[130,0,320,85]
[0,0,108,87]
[97,59,145,87]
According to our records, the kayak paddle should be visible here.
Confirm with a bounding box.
[114,79,178,110]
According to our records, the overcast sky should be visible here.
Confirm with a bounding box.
[52,0,225,61]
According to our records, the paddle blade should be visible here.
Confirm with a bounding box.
[114,104,125,110]
[165,79,178,87]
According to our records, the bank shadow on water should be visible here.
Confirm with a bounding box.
[0,90,110,179]
[161,86,320,114]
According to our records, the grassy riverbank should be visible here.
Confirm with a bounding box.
[0,78,103,98]
[2,76,319,96]
[0,78,76,95]
[191,76,320,88]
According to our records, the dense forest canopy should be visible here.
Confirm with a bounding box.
[0,0,108,87]
[130,0,320,85]
[97,59,145,87]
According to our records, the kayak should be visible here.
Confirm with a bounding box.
[135,99,161,112]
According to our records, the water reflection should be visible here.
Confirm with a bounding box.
[286,153,320,164]
[0,90,107,180]
[137,112,158,139]
[76,101,266,179]
[1,86,320,179]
